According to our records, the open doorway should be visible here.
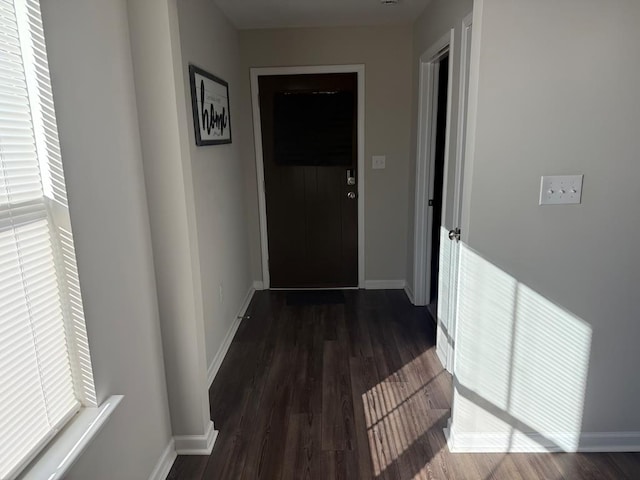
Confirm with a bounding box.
[412,31,453,311]
[428,54,449,317]
[413,18,473,374]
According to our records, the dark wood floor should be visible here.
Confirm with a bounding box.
[167,290,640,479]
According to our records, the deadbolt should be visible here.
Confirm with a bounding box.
[346,169,356,186]
[347,191,356,200]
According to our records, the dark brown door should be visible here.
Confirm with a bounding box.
[259,73,358,288]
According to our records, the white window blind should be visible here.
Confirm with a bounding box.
[0,1,95,478]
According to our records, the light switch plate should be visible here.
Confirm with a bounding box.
[539,175,583,205]
[372,155,386,169]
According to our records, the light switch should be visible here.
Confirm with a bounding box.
[372,155,386,169]
[539,175,583,205]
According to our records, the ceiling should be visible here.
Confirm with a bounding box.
[214,0,432,29]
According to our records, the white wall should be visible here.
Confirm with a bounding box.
[176,0,253,373]
[40,0,173,477]
[406,0,473,298]
[127,0,212,440]
[239,25,413,284]
[451,0,640,447]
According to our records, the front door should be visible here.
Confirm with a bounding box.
[258,73,358,288]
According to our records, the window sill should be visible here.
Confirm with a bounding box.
[19,395,123,480]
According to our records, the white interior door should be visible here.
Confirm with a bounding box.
[435,16,473,373]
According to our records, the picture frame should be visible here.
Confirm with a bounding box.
[188,64,232,145]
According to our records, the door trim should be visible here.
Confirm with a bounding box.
[250,65,365,289]
[444,12,473,374]
[452,13,473,232]
[413,31,454,306]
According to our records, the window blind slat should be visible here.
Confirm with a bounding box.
[0,333,36,377]
[0,272,56,306]
[0,361,43,406]
[0,400,79,479]
[0,0,93,477]
[0,283,57,315]
[0,408,49,453]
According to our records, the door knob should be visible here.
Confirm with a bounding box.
[347,191,356,199]
[448,228,461,242]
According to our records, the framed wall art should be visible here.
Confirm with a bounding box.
[189,64,232,145]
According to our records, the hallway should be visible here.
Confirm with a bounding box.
[167,290,640,479]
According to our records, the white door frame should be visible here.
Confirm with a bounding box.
[250,65,366,289]
[412,31,454,306]
[451,14,473,234]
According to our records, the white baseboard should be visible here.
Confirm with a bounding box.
[575,432,640,452]
[253,280,264,290]
[364,279,406,290]
[207,285,255,388]
[148,439,177,480]
[270,286,358,291]
[174,420,218,455]
[404,283,415,304]
[445,425,640,453]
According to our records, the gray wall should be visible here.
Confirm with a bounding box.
[41,0,173,477]
[127,0,211,438]
[406,0,473,297]
[239,25,413,283]
[177,0,253,370]
[39,0,254,475]
[454,0,640,438]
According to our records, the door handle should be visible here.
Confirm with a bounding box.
[448,228,461,242]
[347,191,356,200]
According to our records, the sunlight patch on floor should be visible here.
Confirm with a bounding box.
[363,352,448,477]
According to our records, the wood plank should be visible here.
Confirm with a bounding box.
[240,349,294,479]
[349,356,376,479]
[322,450,358,480]
[426,428,476,480]
[166,456,208,480]
[290,307,323,414]
[201,388,253,479]
[368,309,404,383]
[282,413,322,480]
[473,454,525,480]
[552,452,628,480]
[322,340,355,451]
[509,453,564,480]
[604,452,640,479]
